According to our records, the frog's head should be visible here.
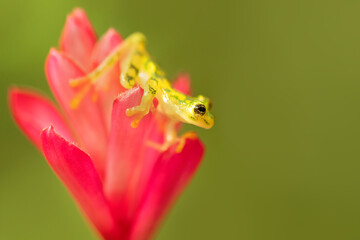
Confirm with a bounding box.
[179,95,214,129]
[197,95,212,112]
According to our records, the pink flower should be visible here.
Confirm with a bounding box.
[8,8,204,240]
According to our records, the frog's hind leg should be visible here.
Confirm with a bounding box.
[147,119,198,153]
[148,132,197,153]
[126,77,158,128]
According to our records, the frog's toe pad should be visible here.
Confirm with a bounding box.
[130,119,141,128]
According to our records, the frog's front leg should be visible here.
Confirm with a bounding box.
[126,77,158,128]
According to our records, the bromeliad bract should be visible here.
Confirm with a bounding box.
[9,8,205,240]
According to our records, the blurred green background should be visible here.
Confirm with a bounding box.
[1,0,360,239]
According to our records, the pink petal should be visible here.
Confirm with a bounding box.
[90,28,125,130]
[8,87,74,149]
[41,126,124,240]
[130,138,204,240]
[90,28,123,68]
[59,8,97,72]
[45,49,108,178]
[104,87,160,223]
[172,73,192,95]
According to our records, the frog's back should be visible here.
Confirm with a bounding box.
[122,41,191,119]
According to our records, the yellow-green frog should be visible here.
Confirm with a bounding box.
[70,32,214,151]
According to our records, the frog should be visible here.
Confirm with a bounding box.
[69,32,214,151]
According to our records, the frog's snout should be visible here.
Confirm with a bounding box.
[202,112,215,129]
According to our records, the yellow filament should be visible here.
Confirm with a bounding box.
[69,76,90,88]
[70,83,92,109]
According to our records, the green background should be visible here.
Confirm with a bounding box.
[1,0,360,239]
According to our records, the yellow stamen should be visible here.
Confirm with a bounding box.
[70,83,92,109]
[69,76,91,88]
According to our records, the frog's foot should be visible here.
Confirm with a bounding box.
[175,132,198,153]
[147,131,198,153]
[126,105,150,128]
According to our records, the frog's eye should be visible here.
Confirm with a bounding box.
[194,104,206,116]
